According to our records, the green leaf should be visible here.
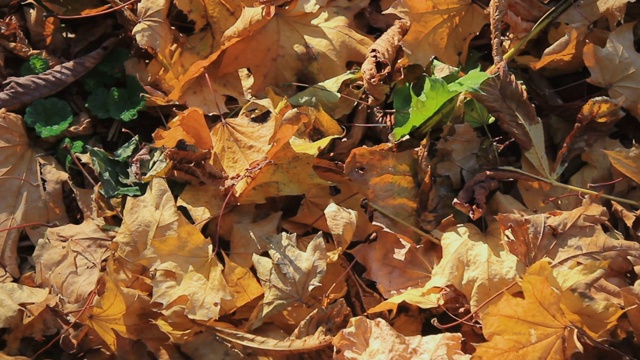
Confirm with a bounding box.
[29,55,49,74]
[449,68,491,93]
[393,77,457,139]
[20,55,49,76]
[24,98,74,138]
[87,137,144,198]
[392,69,491,139]
[86,76,146,121]
[81,47,131,91]
[464,98,495,128]
[58,138,86,170]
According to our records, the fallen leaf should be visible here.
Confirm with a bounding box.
[83,267,167,352]
[333,317,470,360]
[33,221,111,306]
[472,64,552,178]
[426,222,523,312]
[250,232,327,328]
[583,22,640,119]
[349,228,438,298]
[386,0,487,66]
[132,0,172,56]
[602,144,640,185]
[345,144,420,241]
[0,111,68,278]
[113,178,179,264]
[475,261,581,360]
[145,215,240,321]
[152,107,213,150]
[0,283,49,328]
[175,2,372,100]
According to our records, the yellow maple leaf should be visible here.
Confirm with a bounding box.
[475,260,622,359]
[84,266,166,352]
[385,0,487,66]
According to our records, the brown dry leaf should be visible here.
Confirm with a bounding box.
[174,0,208,32]
[362,19,410,104]
[232,106,342,203]
[472,64,552,178]
[476,260,622,359]
[475,261,580,359]
[556,272,622,339]
[529,24,588,73]
[602,144,640,185]
[620,286,640,342]
[113,178,179,264]
[174,2,372,100]
[286,181,376,242]
[426,222,523,312]
[180,330,245,359]
[385,0,487,66]
[33,221,111,306]
[199,0,254,50]
[498,199,640,265]
[132,0,172,56]
[0,111,68,278]
[345,144,420,241]
[583,22,640,119]
[2,293,58,355]
[83,268,167,352]
[0,38,117,109]
[366,285,441,314]
[333,317,469,360]
[152,107,213,150]
[434,123,482,188]
[0,283,49,328]
[250,232,327,328]
[349,228,438,298]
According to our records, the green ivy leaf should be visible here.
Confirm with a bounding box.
[20,55,49,76]
[58,138,86,170]
[86,76,146,121]
[81,47,131,91]
[24,98,74,138]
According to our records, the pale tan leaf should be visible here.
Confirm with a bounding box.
[33,221,111,305]
[333,317,469,360]
[603,144,640,185]
[584,23,640,119]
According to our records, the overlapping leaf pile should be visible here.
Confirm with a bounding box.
[1,0,640,358]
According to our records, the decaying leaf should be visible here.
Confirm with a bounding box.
[472,63,552,178]
[362,19,410,104]
[0,38,118,109]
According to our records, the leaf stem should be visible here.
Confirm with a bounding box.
[486,0,575,74]
[498,166,640,207]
